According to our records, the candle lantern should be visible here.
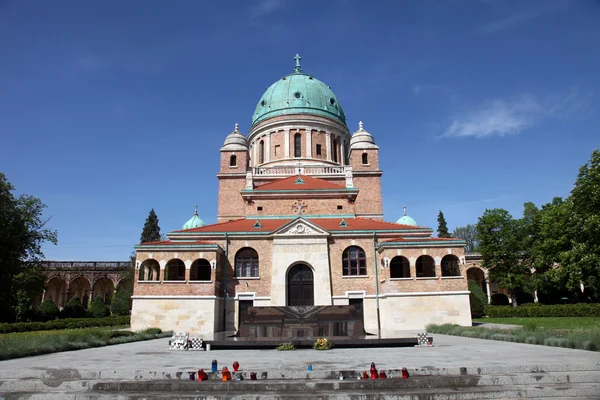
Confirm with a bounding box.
[401,368,410,379]
[379,371,387,379]
[233,361,240,372]
[250,372,257,380]
[370,363,378,379]
[362,371,369,380]
[222,367,231,381]
[211,360,218,372]
[197,369,207,381]
[188,371,196,380]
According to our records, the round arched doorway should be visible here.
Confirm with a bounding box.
[287,264,314,306]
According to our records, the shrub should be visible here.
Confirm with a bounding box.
[313,337,332,350]
[276,342,296,351]
[490,293,510,306]
[37,299,59,322]
[143,327,162,335]
[87,297,110,318]
[468,280,486,318]
[0,316,130,334]
[110,291,131,316]
[60,297,86,319]
[486,303,600,318]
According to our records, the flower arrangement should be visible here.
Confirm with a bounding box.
[276,341,296,351]
[312,337,332,350]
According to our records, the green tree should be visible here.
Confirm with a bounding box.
[468,280,486,317]
[87,297,110,318]
[437,210,450,238]
[13,264,46,320]
[110,290,131,316]
[476,208,530,306]
[562,149,600,295]
[60,296,86,319]
[0,173,57,321]
[452,224,479,253]
[140,209,161,243]
[37,299,59,322]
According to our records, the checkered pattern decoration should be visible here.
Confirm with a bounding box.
[417,332,429,346]
[169,333,189,351]
[188,337,204,351]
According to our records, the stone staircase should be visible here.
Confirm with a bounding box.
[2,364,600,399]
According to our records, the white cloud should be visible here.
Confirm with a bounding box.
[477,1,567,34]
[443,96,542,138]
[442,91,585,139]
[251,0,285,18]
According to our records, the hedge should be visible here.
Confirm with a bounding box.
[486,303,600,318]
[0,316,130,334]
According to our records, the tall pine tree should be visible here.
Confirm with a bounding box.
[140,208,161,243]
[437,210,450,238]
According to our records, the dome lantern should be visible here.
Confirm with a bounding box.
[221,123,248,152]
[350,121,378,150]
[396,205,418,226]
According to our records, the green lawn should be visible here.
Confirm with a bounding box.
[473,317,600,330]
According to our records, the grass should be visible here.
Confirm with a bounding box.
[428,322,600,352]
[0,327,171,360]
[473,317,600,330]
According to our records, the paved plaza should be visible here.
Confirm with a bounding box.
[1,334,600,379]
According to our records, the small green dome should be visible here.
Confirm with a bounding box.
[252,54,346,127]
[396,215,418,226]
[396,206,417,226]
[182,206,206,230]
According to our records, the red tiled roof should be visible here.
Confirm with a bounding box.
[177,217,426,234]
[312,217,427,231]
[177,218,290,233]
[253,175,346,191]
[383,237,462,243]
[139,240,217,245]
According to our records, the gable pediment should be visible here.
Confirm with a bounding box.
[271,217,330,237]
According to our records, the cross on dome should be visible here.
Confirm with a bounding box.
[294,54,302,73]
[403,205,407,216]
[359,121,364,131]
[234,123,239,132]
[194,204,198,215]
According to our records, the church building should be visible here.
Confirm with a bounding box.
[131,56,471,338]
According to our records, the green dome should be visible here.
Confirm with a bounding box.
[182,206,206,230]
[252,55,346,127]
[396,215,418,226]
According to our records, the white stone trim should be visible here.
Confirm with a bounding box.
[132,295,218,299]
[284,129,290,158]
[162,281,187,284]
[189,280,213,283]
[341,275,369,279]
[364,291,470,299]
[136,280,161,284]
[441,276,464,279]
[236,276,261,280]
[416,277,438,280]
[389,278,413,281]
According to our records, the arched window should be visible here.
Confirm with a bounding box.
[390,256,410,278]
[294,133,301,157]
[190,259,211,281]
[229,154,237,167]
[165,259,185,281]
[259,140,265,164]
[362,152,368,165]
[235,248,259,278]
[441,255,461,277]
[416,255,436,277]
[139,259,160,281]
[342,246,367,276]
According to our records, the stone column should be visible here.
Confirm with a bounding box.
[41,289,46,302]
[340,140,346,165]
[534,290,539,303]
[252,142,257,167]
[284,129,290,158]
[266,132,271,162]
[306,129,312,158]
[485,280,492,304]
[325,132,332,161]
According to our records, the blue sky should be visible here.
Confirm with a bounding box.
[1,0,598,260]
